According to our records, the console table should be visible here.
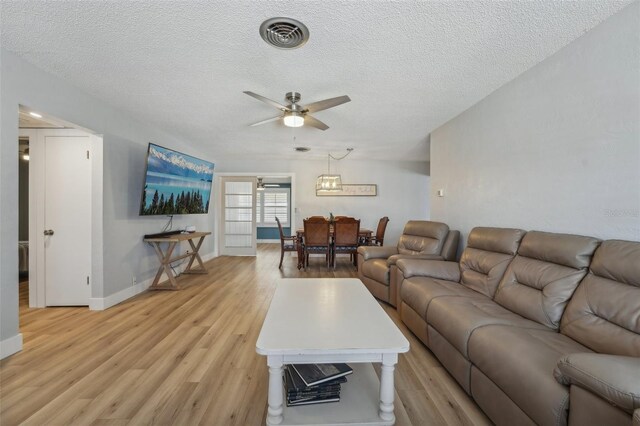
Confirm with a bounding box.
[143,231,211,290]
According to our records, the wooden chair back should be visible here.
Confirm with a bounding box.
[333,216,354,222]
[275,216,286,241]
[334,218,360,247]
[375,216,390,245]
[303,218,330,247]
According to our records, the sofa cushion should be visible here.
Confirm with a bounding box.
[361,258,390,286]
[494,231,600,330]
[397,220,449,255]
[400,276,484,320]
[427,296,549,358]
[560,240,640,356]
[468,325,592,426]
[459,227,526,298]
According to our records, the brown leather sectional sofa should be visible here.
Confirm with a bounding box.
[369,225,639,425]
[357,220,460,307]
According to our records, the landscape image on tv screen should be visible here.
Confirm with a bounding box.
[140,143,214,215]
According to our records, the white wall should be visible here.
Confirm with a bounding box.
[216,159,430,247]
[0,49,216,355]
[430,2,640,249]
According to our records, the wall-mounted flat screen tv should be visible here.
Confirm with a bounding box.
[139,143,214,215]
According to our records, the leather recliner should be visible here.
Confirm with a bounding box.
[357,220,459,307]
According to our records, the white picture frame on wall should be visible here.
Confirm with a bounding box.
[316,184,377,197]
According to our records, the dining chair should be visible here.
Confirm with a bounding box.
[332,217,360,269]
[368,216,389,246]
[276,217,297,269]
[303,217,331,268]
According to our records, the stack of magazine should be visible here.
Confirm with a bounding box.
[284,363,353,406]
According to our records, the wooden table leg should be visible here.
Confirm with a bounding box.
[149,242,180,290]
[184,236,207,274]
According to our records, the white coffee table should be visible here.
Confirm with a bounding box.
[256,278,410,426]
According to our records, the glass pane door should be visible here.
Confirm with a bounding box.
[221,177,257,255]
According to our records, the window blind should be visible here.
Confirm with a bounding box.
[257,188,290,226]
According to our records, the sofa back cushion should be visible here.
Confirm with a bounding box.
[459,227,526,298]
[560,240,640,356]
[494,231,600,329]
[397,221,449,255]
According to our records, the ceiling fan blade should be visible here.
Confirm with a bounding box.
[304,95,351,113]
[249,116,283,127]
[304,114,329,131]
[244,91,291,111]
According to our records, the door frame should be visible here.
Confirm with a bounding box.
[21,128,103,308]
[214,172,296,257]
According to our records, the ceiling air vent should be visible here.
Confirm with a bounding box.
[260,17,309,49]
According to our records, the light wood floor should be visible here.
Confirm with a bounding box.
[1,244,490,426]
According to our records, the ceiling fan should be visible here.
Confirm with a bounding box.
[244,91,351,131]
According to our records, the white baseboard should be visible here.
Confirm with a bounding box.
[257,239,280,243]
[89,278,151,310]
[0,333,23,359]
[200,252,217,262]
[89,251,218,311]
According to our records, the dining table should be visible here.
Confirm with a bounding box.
[295,226,373,269]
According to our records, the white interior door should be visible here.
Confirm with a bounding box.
[220,177,257,256]
[44,134,92,306]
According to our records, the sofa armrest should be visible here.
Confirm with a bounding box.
[357,245,398,261]
[633,409,640,426]
[395,259,461,281]
[554,353,640,412]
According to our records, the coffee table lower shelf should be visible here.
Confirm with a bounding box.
[274,363,393,426]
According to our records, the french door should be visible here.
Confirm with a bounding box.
[220,176,257,256]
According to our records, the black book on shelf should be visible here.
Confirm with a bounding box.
[290,363,353,387]
[285,366,346,393]
[287,389,340,403]
[284,368,341,404]
[287,394,341,407]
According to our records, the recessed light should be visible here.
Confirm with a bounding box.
[294,147,310,152]
[29,112,43,118]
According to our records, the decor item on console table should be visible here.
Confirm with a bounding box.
[143,231,211,290]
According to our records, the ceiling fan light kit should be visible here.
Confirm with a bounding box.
[283,111,304,127]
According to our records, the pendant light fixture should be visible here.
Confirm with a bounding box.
[316,148,353,192]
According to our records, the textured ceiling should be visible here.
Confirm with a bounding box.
[1,1,632,161]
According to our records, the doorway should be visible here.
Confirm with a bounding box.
[215,173,296,257]
[19,107,103,308]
